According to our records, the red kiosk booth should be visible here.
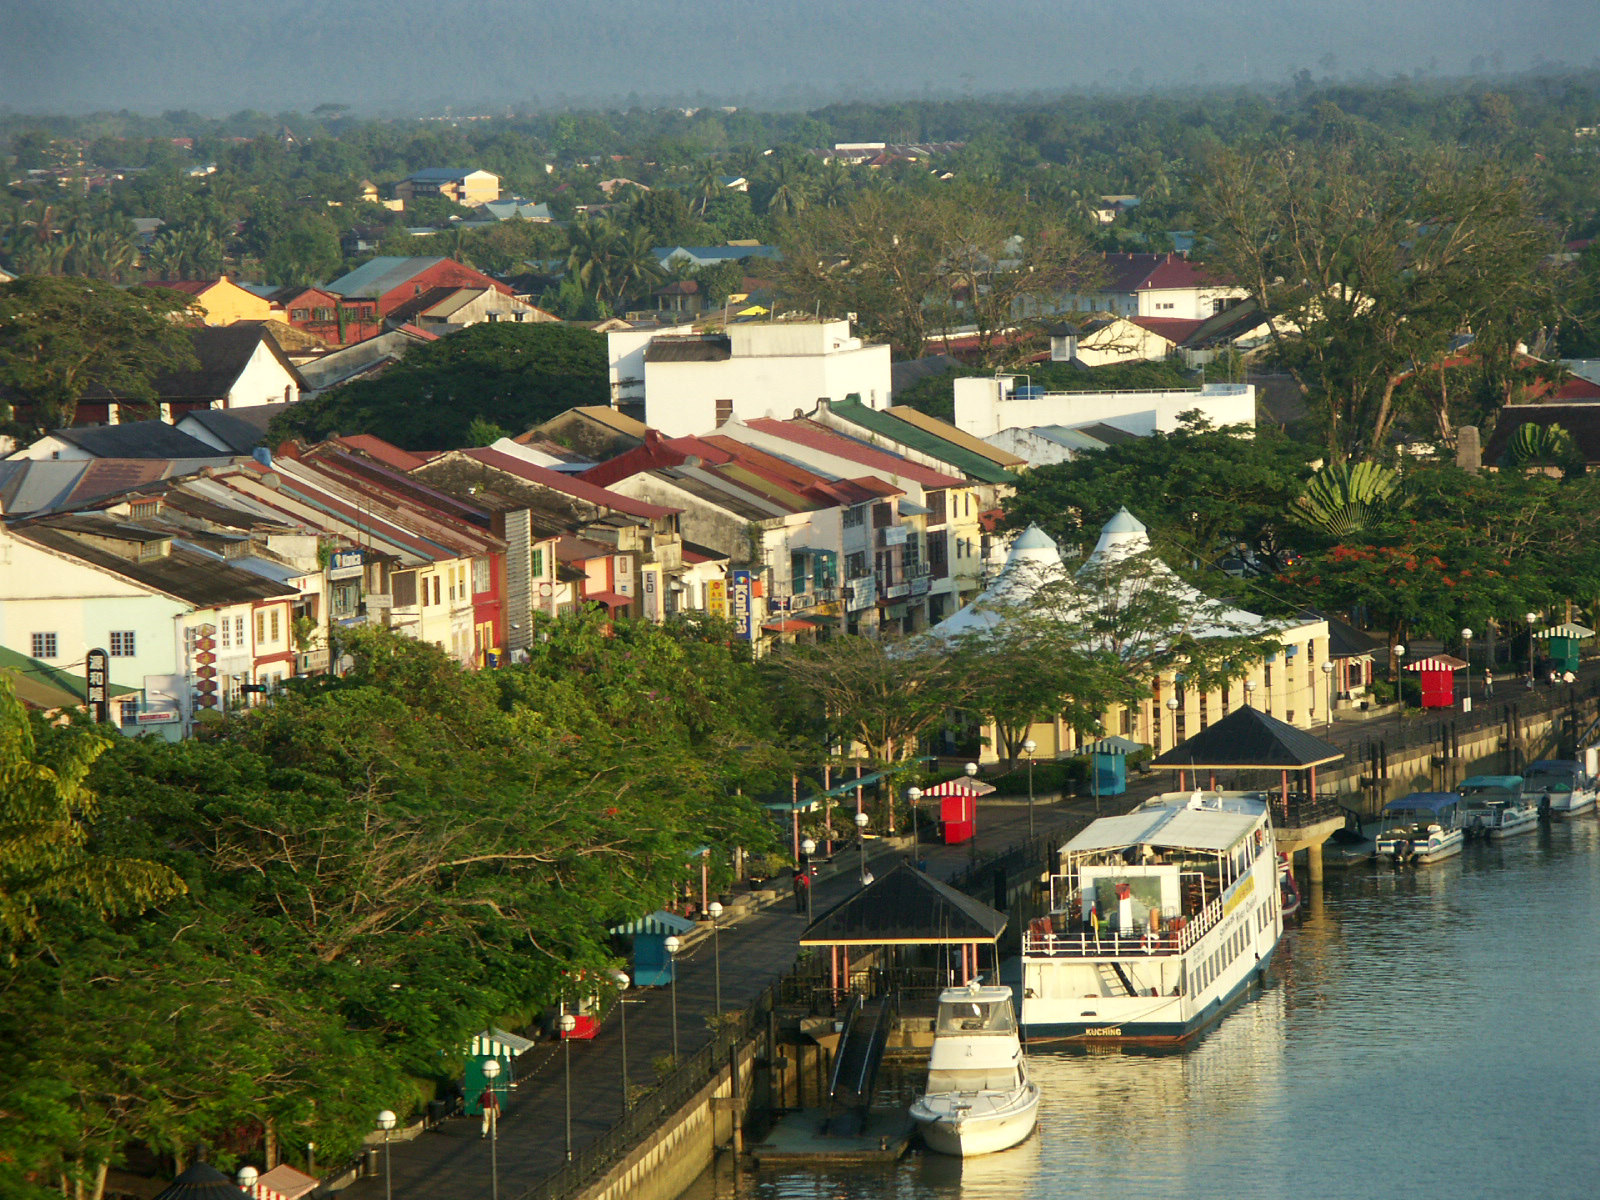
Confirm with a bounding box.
[1404,653,1467,709]
[921,776,997,844]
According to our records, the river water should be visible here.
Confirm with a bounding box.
[685,813,1600,1200]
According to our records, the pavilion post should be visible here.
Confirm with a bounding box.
[823,763,832,856]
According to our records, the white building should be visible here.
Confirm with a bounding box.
[607,320,892,437]
[953,376,1255,445]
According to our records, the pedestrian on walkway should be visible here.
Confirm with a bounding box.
[793,867,810,913]
[1485,672,1495,698]
[479,1085,500,1139]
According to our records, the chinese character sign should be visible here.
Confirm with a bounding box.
[85,648,109,723]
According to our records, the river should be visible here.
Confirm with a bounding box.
[683,813,1600,1200]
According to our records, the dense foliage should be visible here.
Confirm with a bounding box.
[272,322,608,448]
[0,618,784,1190]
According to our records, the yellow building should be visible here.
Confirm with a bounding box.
[147,278,278,326]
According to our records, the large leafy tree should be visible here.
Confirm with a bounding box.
[1196,139,1555,461]
[272,322,607,448]
[0,276,198,433]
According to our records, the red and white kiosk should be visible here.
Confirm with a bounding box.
[921,775,997,844]
[1404,653,1467,709]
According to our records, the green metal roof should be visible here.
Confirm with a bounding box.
[0,645,138,709]
[826,397,1016,485]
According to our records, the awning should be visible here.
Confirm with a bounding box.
[1381,791,1460,814]
[1084,735,1148,756]
[1536,623,1594,639]
[897,499,931,516]
[468,1026,537,1058]
[583,590,632,608]
[919,777,997,797]
[1403,654,1467,672]
[762,617,817,633]
[608,909,696,937]
[0,645,138,710]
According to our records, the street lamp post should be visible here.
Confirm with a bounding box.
[1461,628,1474,703]
[854,810,871,885]
[964,762,978,865]
[1321,660,1335,731]
[905,788,922,852]
[1394,645,1406,735]
[1244,679,1256,709]
[1527,612,1539,685]
[610,970,631,1111]
[559,1013,576,1161]
[237,1166,258,1196]
[1022,738,1037,838]
[375,1111,396,1200]
[664,935,681,1063]
[800,839,816,923]
[480,1057,502,1200]
[1165,696,1180,751]
[707,901,724,1020]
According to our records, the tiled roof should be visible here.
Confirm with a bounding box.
[1128,316,1208,343]
[1092,252,1236,294]
[465,448,680,518]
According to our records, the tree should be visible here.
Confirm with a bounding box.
[0,276,199,433]
[1196,140,1555,460]
[272,322,608,449]
[1003,417,1316,574]
[1288,461,1403,537]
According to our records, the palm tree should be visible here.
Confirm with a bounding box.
[692,162,724,216]
[765,161,810,220]
[610,226,665,307]
[816,161,853,208]
[566,219,622,303]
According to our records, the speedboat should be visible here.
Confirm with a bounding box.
[1375,792,1464,864]
[911,983,1039,1157]
[1458,775,1537,840]
[1521,760,1598,818]
[1019,791,1282,1047]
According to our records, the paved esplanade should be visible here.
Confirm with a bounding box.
[335,657,1596,1199]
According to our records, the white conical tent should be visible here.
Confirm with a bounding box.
[922,522,1071,641]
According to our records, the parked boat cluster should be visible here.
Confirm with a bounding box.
[1376,759,1597,865]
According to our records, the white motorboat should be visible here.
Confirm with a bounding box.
[1521,760,1598,818]
[1375,792,1464,864]
[910,983,1039,1157]
[1458,775,1537,840]
[1019,791,1282,1047]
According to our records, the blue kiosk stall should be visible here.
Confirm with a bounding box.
[1084,735,1147,800]
[608,909,696,987]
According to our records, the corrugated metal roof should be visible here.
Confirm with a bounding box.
[824,397,1015,484]
[886,405,1028,468]
[325,256,446,299]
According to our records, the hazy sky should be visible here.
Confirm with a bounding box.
[3,0,1597,115]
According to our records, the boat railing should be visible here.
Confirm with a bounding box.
[1023,893,1225,959]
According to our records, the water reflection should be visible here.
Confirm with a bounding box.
[686,815,1600,1200]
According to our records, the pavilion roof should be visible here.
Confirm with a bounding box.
[1149,704,1344,770]
[799,861,1006,946]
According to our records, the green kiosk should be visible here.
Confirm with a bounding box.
[1537,622,1593,675]
[463,1026,535,1115]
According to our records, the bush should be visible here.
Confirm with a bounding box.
[984,758,1087,796]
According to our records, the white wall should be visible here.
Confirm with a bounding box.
[1137,285,1249,320]
[1074,319,1175,367]
[953,378,1256,438]
[228,341,300,408]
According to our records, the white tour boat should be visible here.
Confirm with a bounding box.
[1458,775,1537,840]
[1019,791,1282,1048]
[911,983,1040,1157]
[1375,792,1464,864]
[1521,759,1598,818]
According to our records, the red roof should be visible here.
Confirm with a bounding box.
[584,590,632,608]
[744,418,967,490]
[579,429,732,487]
[1094,252,1236,294]
[332,434,432,472]
[465,447,680,519]
[1128,316,1208,343]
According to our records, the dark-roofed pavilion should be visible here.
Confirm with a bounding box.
[1150,704,1347,883]
[799,860,1007,996]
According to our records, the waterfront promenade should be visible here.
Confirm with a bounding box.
[332,662,1598,1199]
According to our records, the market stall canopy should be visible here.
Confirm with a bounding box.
[1536,623,1594,639]
[1402,654,1467,672]
[1083,735,1148,755]
[1148,704,1344,771]
[608,909,696,938]
[918,776,997,797]
[468,1026,537,1059]
[250,1165,319,1200]
[800,861,1007,947]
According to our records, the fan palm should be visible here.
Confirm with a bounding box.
[1288,461,1403,536]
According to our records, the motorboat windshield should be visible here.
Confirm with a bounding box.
[936,997,1017,1036]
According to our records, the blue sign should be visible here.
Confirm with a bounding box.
[731,569,753,640]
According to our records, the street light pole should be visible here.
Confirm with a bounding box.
[1244,679,1256,709]
[664,935,681,1063]
[237,1167,258,1197]
[1321,660,1335,732]
[610,970,631,1111]
[800,839,816,923]
[1394,644,1406,735]
[1022,738,1037,838]
[375,1111,396,1200]
[559,1013,576,1161]
[707,901,723,1020]
[1166,696,1180,752]
[1461,627,1474,704]
[480,1056,502,1200]
[1527,612,1539,685]
[964,762,978,866]
[854,810,871,885]
[906,788,922,853]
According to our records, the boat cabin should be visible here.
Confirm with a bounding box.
[1027,792,1272,958]
[1458,775,1523,809]
[1523,760,1584,795]
[1377,792,1460,840]
[935,987,1017,1037]
[928,985,1024,1094]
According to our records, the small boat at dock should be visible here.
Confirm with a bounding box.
[1458,775,1537,840]
[1375,792,1464,864]
[1521,760,1598,818]
[910,983,1039,1157]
